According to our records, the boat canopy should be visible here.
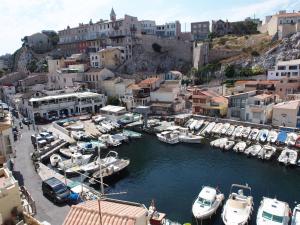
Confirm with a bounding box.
[277,131,288,143]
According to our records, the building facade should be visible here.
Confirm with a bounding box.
[191,21,210,41]
[212,20,232,36]
[27,92,106,121]
[268,59,300,80]
[156,21,181,38]
[245,93,276,124]
[0,111,14,166]
[140,20,156,35]
[192,89,228,117]
[272,100,300,128]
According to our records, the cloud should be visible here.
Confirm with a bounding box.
[1,0,300,55]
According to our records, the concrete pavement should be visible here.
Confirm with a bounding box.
[13,123,69,225]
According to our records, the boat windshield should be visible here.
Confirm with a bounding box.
[262,211,284,223]
[197,197,212,206]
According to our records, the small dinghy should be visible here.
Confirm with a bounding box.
[292,204,300,225]
[225,125,235,136]
[249,128,259,140]
[220,123,230,135]
[241,127,251,139]
[50,154,62,167]
[233,141,247,153]
[232,126,244,138]
[259,129,269,143]
[60,146,79,158]
[245,144,261,156]
[192,186,224,220]
[258,145,276,160]
[267,130,278,143]
[211,138,228,148]
[223,141,235,150]
[285,132,298,146]
[278,148,298,166]
[250,144,262,157]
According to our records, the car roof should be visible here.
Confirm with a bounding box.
[44,177,65,187]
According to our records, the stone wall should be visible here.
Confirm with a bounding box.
[137,35,193,62]
[208,48,241,62]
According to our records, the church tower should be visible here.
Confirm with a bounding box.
[110,8,116,22]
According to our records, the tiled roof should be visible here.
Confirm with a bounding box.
[139,77,160,85]
[277,12,300,18]
[62,200,147,225]
[212,96,228,103]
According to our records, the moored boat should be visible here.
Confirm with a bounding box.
[50,154,62,167]
[258,145,276,160]
[267,130,278,143]
[233,141,247,153]
[257,197,290,225]
[232,126,244,138]
[221,184,253,225]
[212,123,223,134]
[292,204,300,225]
[157,131,179,144]
[244,144,261,156]
[259,129,269,143]
[285,132,298,146]
[57,153,92,172]
[192,186,224,220]
[241,127,251,139]
[220,123,231,135]
[278,148,298,166]
[249,128,259,141]
[225,125,235,136]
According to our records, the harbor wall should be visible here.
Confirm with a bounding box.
[52,122,70,136]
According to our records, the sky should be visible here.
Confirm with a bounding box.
[1,0,300,55]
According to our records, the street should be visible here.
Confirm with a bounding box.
[13,122,69,225]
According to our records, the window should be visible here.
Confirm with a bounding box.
[276,72,279,76]
[292,72,298,76]
[289,65,298,70]
[277,66,286,70]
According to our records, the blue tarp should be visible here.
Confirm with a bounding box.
[277,131,287,143]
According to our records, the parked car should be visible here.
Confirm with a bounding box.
[39,132,55,143]
[22,117,31,125]
[31,135,47,147]
[42,177,71,204]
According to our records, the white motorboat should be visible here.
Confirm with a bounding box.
[244,144,262,156]
[211,138,228,148]
[50,154,62,167]
[185,118,194,128]
[292,204,300,225]
[202,122,216,135]
[80,158,100,173]
[241,127,251,139]
[96,125,108,133]
[259,129,269,143]
[71,130,90,141]
[58,153,92,172]
[223,141,235,150]
[157,131,179,144]
[285,132,298,146]
[232,126,244,138]
[249,128,260,141]
[233,141,247,153]
[220,123,231,135]
[90,152,130,181]
[226,125,236,136]
[278,148,298,166]
[189,119,198,130]
[192,186,224,220]
[178,128,204,144]
[212,123,223,134]
[59,146,79,158]
[267,130,278,143]
[194,120,204,131]
[257,197,290,225]
[258,145,276,160]
[222,184,253,225]
[92,115,106,123]
[99,134,121,147]
[250,144,262,157]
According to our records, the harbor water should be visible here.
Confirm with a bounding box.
[77,134,300,224]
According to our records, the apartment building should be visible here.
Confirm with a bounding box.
[274,77,300,100]
[245,93,276,124]
[259,10,300,39]
[156,21,181,38]
[140,20,156,35]
[272,100,300,128]
[227,91,257,120]
[58,9,140,57]
[191,21,210,41]
[0,111,14,166]
[192,89,228,117]
[27,92,106,121]
[268,59,300,80]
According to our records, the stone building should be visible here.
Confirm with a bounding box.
[212,20,232,36]
[156,21,181,38]
[26,33,52,53]
[191,21,210,41]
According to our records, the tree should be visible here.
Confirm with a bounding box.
[224,65,235,78]
[107,96,120,106]
[26,60,37,72]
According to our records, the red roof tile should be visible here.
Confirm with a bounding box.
[62,200,147,225]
